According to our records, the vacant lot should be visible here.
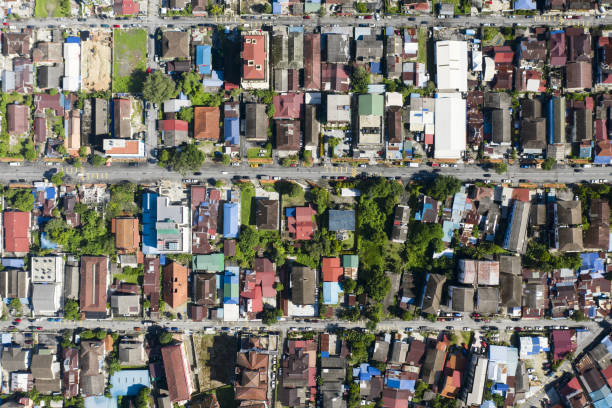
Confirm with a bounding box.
[34,0,70,17]
[82,32,112,91]
[113,29,147,93]
[194,334,237,392]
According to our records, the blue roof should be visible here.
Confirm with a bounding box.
[385,378,415,391]
[321,351,329,358]
[1,258,24,268]
[353,363,381,382]
[110,370,151,397]
[41,232,58,250]
[370,62,381,74]
[514,0,536,9]
[196,45,212,75]
[84,396,112,408]
[286,207,296,218]
[224,117,240,145]
[65,36,81,44]
[223,202,239,238]
[142,192,158,254]
[581,253,604,273]
[322,282,343,305]
[328,210,355,231]
[223,267,239,304]
[273,2,282,14]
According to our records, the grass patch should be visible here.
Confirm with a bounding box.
[240,184,255,226]
[247,145,272,159]
[112,29,148,93]
[34,0,70,17]
[113,272,140,284]
[417,26,428,64]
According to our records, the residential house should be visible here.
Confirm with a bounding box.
[275,120,301,157]
[118,337,146,366]
[291,266,316,306]
[162,343,194,403]
[245,103,268,142]
[241,31,269,90]
[161,119,189,147]
[191,186,220,254]
[287,206,316,240]
[3,211,30,254]
[111,294,141,316]
[194,107,220,141]
[80,256,109,319]
[326,94,351,124]
[256,199,279,231]
[80,340,106,396]
[421,274,446,315]
[62,348,79,398]
[113,98,132,139]
[162,31,190,60]
[326,34,350,63]
[163,261,188,309]
[356,94,384,158]
[304,34,321,90]
[7,104,28,136]
[112,217,140,253]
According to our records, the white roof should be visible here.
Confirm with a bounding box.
[385,92,403,107]
[472,50,482,72]
[487,345,519,383]
[327,94,351,123]
[163,99,192,113]
[434,94,466,159]
[63,42,80,91]
[223,304,239,321]
[435,41,467,92]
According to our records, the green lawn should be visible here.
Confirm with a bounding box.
[34,0,70,17]
[113,272,140,284]
[247,146,272,159]
[240,185,254,226]
[417,26,428,64]
[112,29,148,93]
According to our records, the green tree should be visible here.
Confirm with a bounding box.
[78,146,88,158]
[274,180,302,197]
[355,2,368,12]
[342,278,357,294]
[494,162,507,174]
[207,0,224,15]
[64,299,80,320]
[91,154,106,167]
[95,329,107,340]
[44,218,74,246]
[9,298,21,310]
[158,149,170,163]
[159,332,174,345]
[221,154,231,165]
[23,142,37,161]
[51,171,64,186]
[541,157,556,170]
[351,66,370,94]
[261,308,283,325]
[135,388,150,408]
[308,187,330,214]
[80,329,94,340]
[142,70,177,106]
[5,188,35,212]
[263,3,272,13]
[571,310,587,321]
[274,282,284,292]
[178,107,193,122]
[425,175,462,201]
[168,144,205,173]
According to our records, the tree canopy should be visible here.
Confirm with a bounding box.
[142,70,177,106]
[4,188,35,212]
[167,144,205,173]
[351,66,370,94]
[424,175,462,201]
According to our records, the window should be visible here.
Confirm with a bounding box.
[255,65,262,70]
[252,39,257,44]
[248,60,254,66]
[245,38,251,44]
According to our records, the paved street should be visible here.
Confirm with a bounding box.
[3,161,612,185]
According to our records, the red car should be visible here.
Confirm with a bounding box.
[113,24,120,28]
[14,318,21,323]
[364,15,373,19]
[303,15,310,19]
[36,326,43,331]
[2,22,8,26]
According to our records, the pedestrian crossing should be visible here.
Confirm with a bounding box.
[323,165,385,178]
[62,166,109,181]
[533,15,590,26]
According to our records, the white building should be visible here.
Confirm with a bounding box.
[434,94,466,159]
[326,94,351,124]
[435,40,467,92]
[63,41,80,92]
[31,256,64,283]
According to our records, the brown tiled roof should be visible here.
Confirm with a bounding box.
[162,31,189,59]
[275,119,300,151]
[255,199,279,230]
[112,217,140,252]
[566,61,592,89]
[304,34,321,90]
[194,107,220,140]
[163,262,188,309]
[80,256,109,316]
[7,104,28,136]
[387,106,402,143]
[162,343,193,402]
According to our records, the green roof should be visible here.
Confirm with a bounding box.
[193,254,225,272]
[358,94,384,117]
[342,254,359,268]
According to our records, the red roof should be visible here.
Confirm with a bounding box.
[254,258,276,298]
[382,389,410,408]
[602,365,612,387]
[287,206,316,240]
[304,34,321,90]
[242,35,266,81]
[241,273,263,315]
[595,119,607,140]
[494,46,514,64]
[322,257,343,282]
[512,188,531,202]
[3,211,30,253]
[273,93,303,119]
[552,330,577,361]
[162,119,188,132]
[114,0,139,15]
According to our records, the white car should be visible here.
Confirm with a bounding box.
[221,171,228,175]
[232,162,240,166]
[502,179,511,184]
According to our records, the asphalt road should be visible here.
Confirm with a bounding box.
[5,10,609,31]
[4,161,612,185]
